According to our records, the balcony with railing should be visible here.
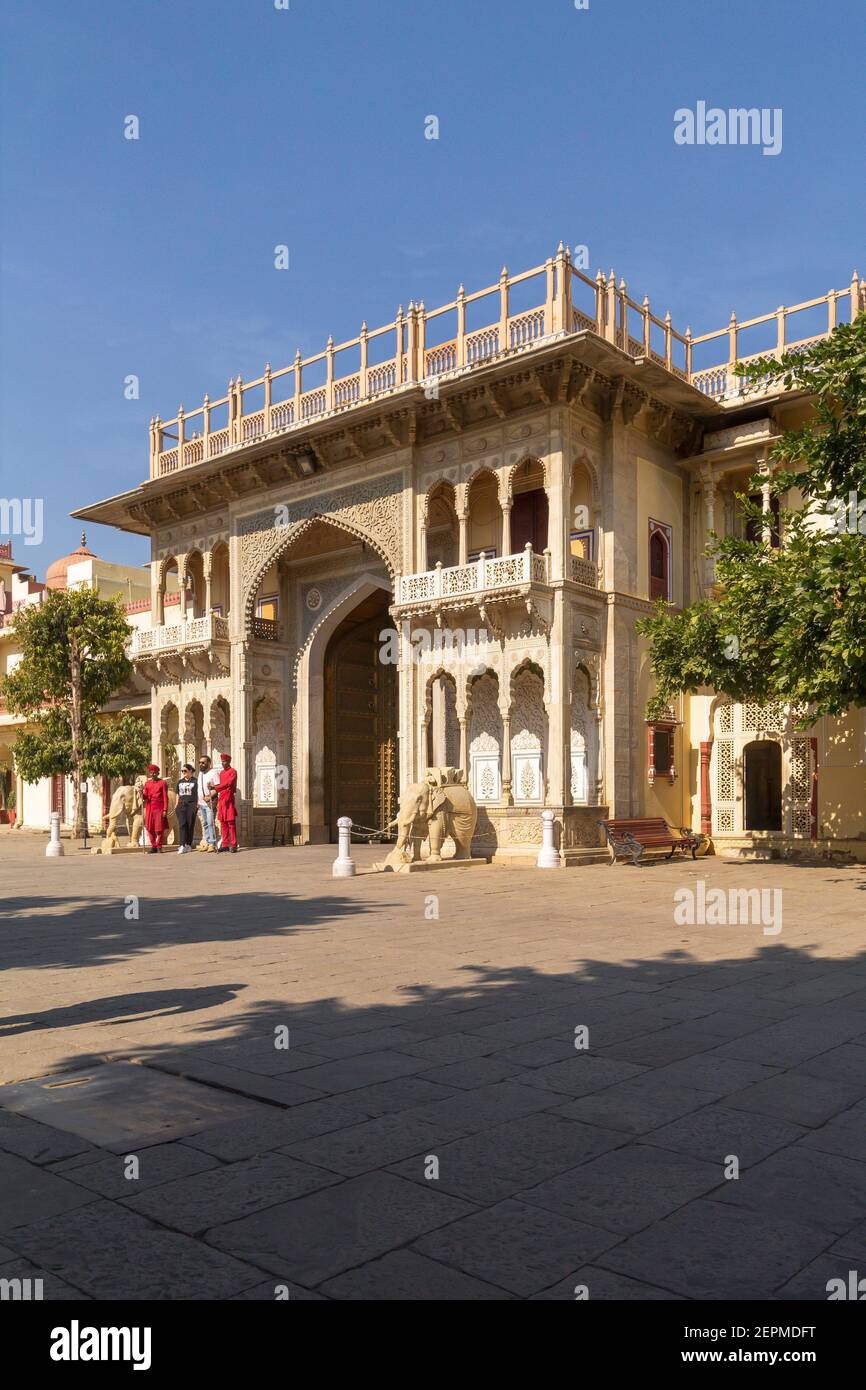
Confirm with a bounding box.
[131,612,229,658]
[148,249,865,477]
[396,546,553,607]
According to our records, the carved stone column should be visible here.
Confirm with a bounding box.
[457,509,469,566]
[203,550,213,614]
[500,706,513,805]
[501,500,512,556]
[458,714,468,779]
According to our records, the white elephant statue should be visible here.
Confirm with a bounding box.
[378,767,478,871]
[102,777,179,851]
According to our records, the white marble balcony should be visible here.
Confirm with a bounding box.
[396,547,550,607]
[132,612,229,657]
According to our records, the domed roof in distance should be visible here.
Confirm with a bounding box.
[46,532,97,590]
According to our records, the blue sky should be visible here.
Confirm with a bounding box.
[1,0,863,574]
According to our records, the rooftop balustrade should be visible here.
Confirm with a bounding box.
[149,247,864,478]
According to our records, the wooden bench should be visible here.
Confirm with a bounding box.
[598,817,704,866]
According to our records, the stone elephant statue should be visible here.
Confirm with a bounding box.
[425,768,477,862]
[103,778,179,851]
[380,767,477,869]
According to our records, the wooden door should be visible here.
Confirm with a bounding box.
[324,603,397,841]
[511,488,549,554]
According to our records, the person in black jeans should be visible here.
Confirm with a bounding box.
[175,764,198,854]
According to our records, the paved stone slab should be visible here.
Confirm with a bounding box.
[798,1103,866,1163]
[714,1145,866,1236]
[829,1217,866,1260]
[413,1198,619,1298]
[10,1200,264,1299]
[389,1111,625,1206]
[597,1199,833,1299]
[283,1114,448,1177]
[399,1033,500,1064]
[711,1009,866,1068]
[125,1152,341,1233]
[231,1279,327,1300]
[193,1035,331,1076]
[182,1097,372,1161]
[282,1051,425,1094]
[152,1055,326,1107]
[638,1056,782,1100]
[207,1171,476,1286]
[0,1151,97,1233]
[723,1073,864,1129]
[338,1076,460,1116]
[306,1026,433,1059]
[401,1080,558,1140]
[555,1077,712,1136]
[795,1044,866,1089]
[530,1266,685,1300]
[0,1063,266,1149]
[773,1255,863,1300]
[0,1258,92,1300]
[510,1055,647,1098]
[0,1110,95,1165]
[644,1105,806,1166]
[52,1141,219,1197]
[521,1143,723,1235]
[320,1249,514,1300]
[416,1056,526,1090]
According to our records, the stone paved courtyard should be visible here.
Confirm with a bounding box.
[0,830,864,1301]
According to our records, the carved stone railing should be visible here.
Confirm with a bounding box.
[132,612,229,657]
[690,276,864,402]
[570,556,600,588]
[149,253,865,476]
[397,547,550,605]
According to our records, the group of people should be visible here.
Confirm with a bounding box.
[140,753,238,854]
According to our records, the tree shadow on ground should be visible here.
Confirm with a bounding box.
[1,881,865,1302]
[0,890,387,971]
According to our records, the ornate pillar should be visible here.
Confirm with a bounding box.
[457,508,469,566]
[757,454,772,544]
[458,714,468,779]
[203,550,213,614]
[430,675,446,767]
[237,640,254,845]
[500,705,513,805]
[502,499,512,556]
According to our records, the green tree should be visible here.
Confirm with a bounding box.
[1,588,134,835]
[638,314,866,721]
[88,711,151,784]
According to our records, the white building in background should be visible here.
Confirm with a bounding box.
[0,535,157,832]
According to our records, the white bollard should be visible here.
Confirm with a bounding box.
[46,811,64,857]
[332,816,356,877]
[536,809,560,868]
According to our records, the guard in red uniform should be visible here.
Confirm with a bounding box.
[141,764,169,854]
[216,752,238,852]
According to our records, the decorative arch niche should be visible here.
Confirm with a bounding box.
[510,661,547,805]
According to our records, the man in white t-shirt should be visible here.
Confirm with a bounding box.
[196,755,221,852]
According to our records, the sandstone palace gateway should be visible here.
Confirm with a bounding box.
[75,246,866,863]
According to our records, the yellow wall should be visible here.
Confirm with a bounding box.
[636,457,684,605]
[820,707,866,838]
